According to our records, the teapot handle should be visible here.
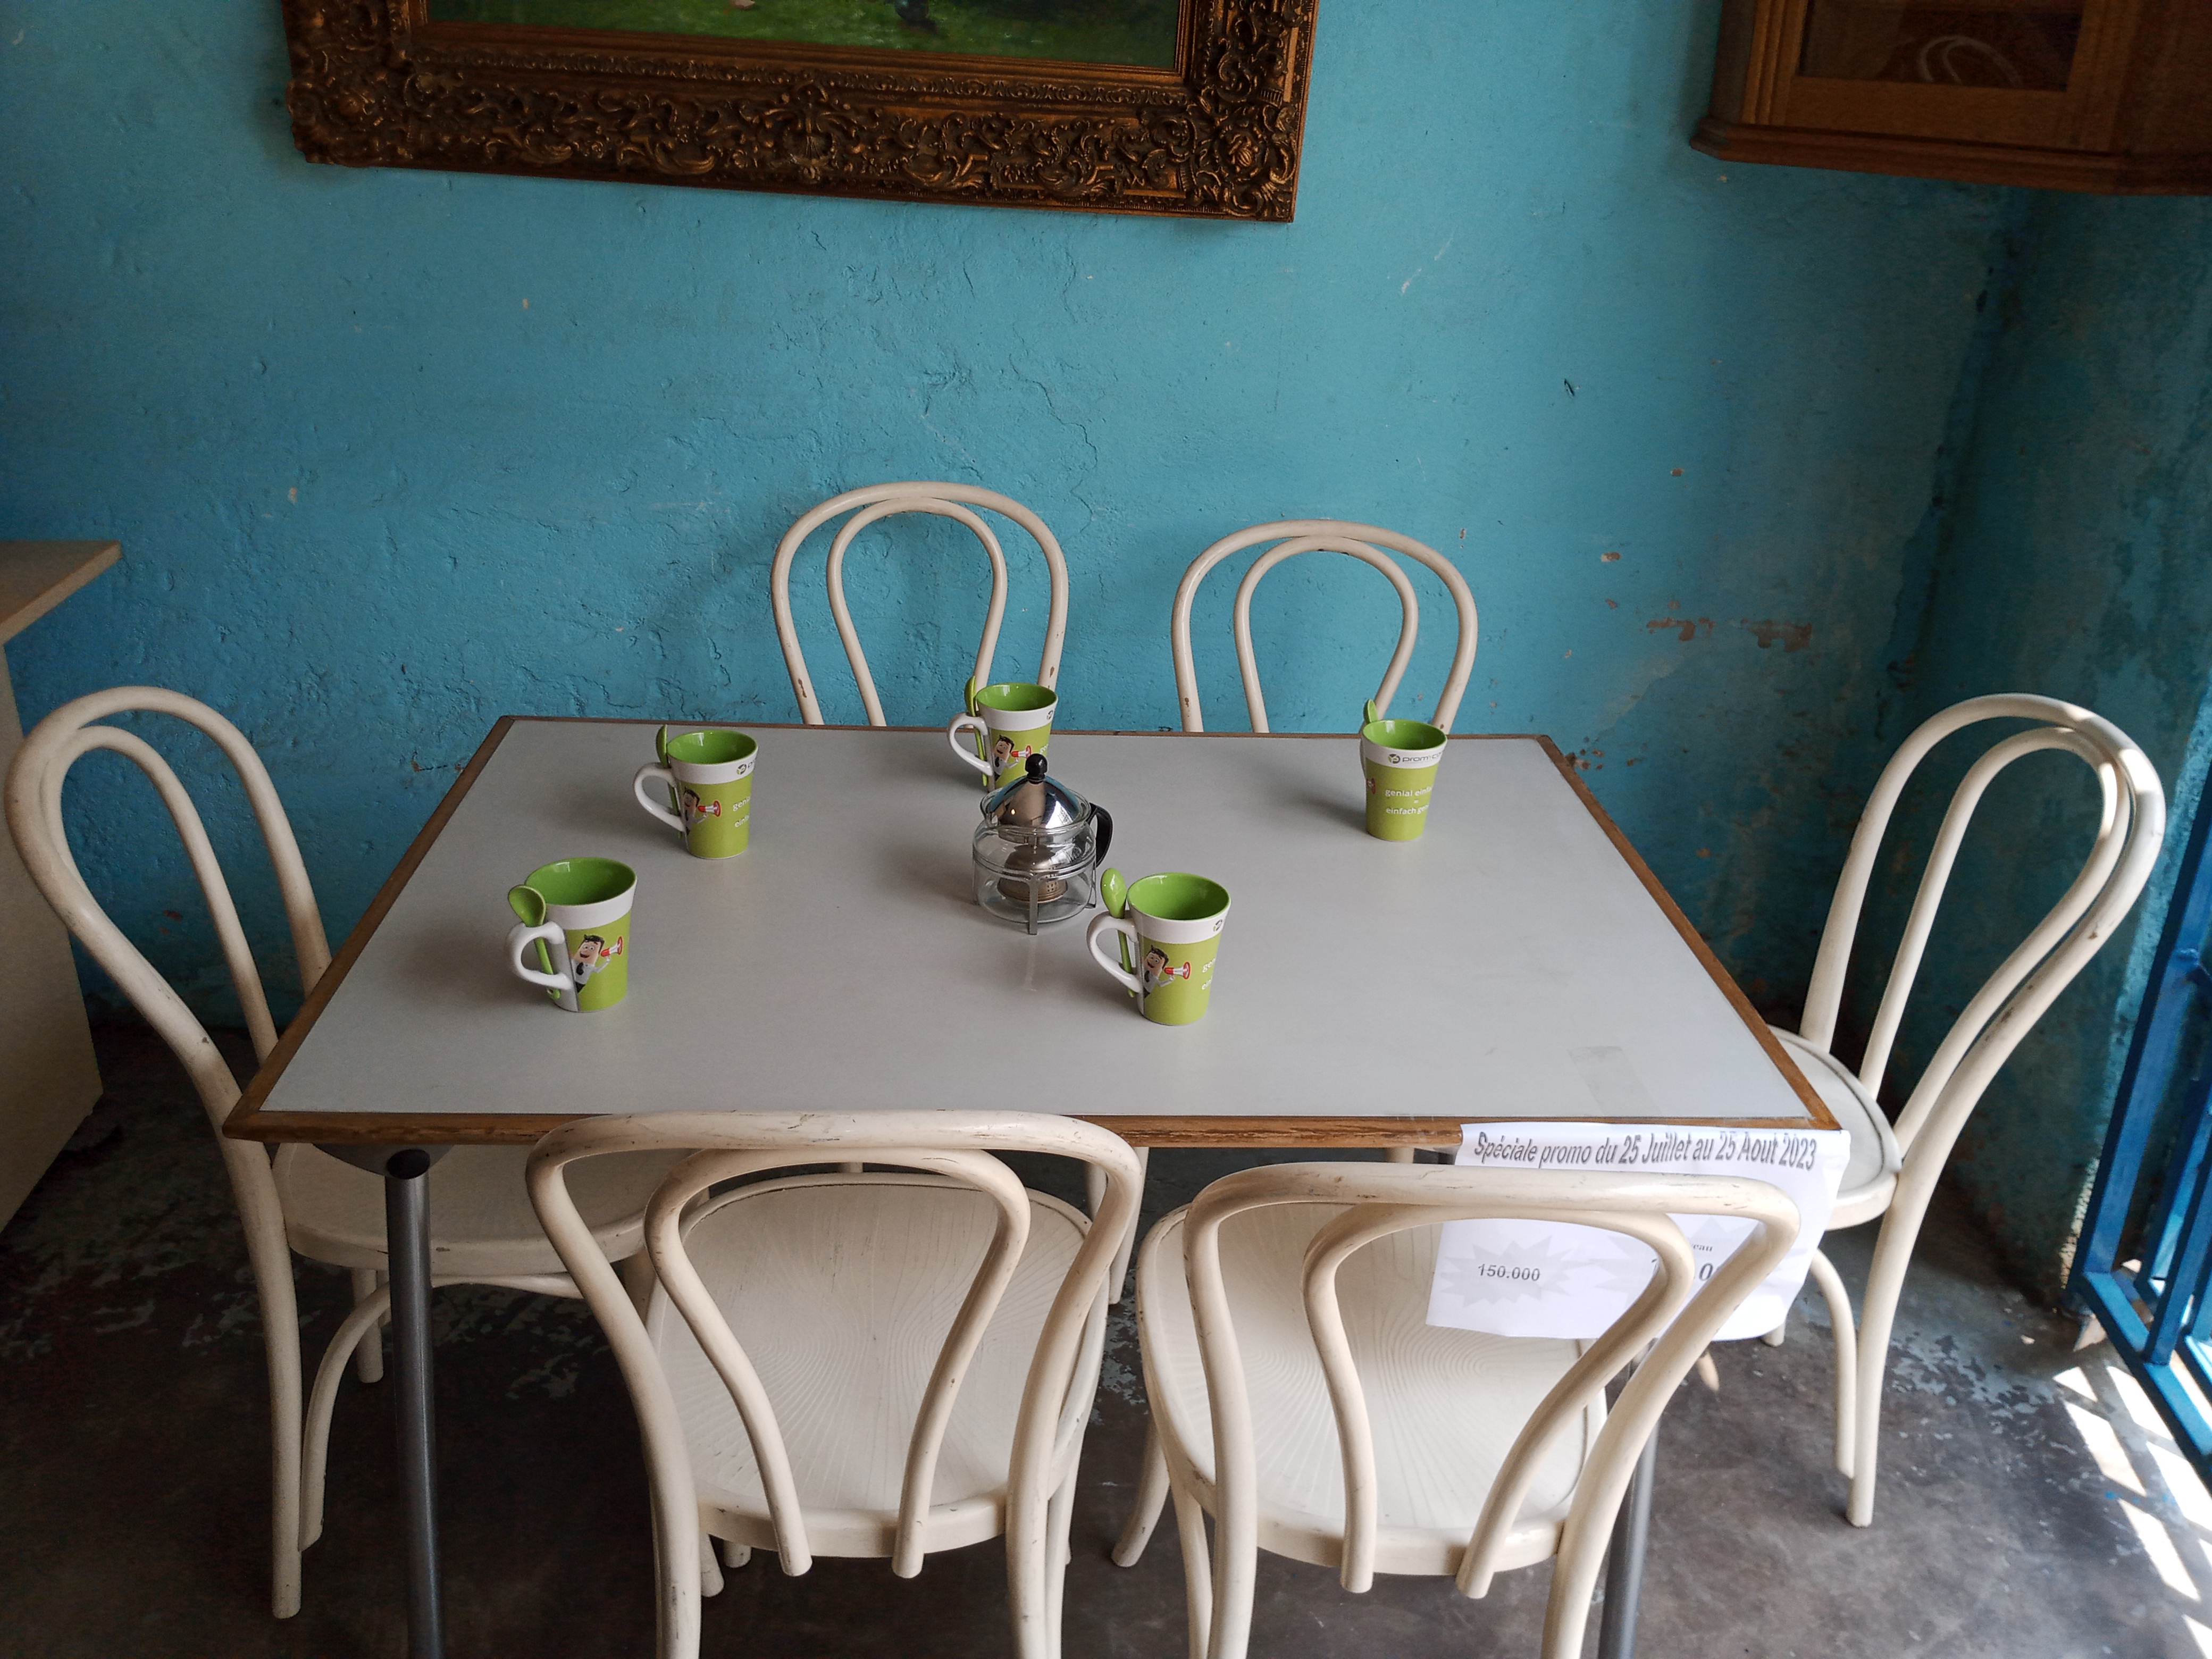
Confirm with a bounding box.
[1091,805,1112,866]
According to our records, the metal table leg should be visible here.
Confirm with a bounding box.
[384,1148,446,1659]
[1596,1418,1658,1659]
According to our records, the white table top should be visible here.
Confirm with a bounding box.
[231,721,1824,1146]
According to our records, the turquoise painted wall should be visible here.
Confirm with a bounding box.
[1,7,2008,1038]
[1867,195,2212,1291]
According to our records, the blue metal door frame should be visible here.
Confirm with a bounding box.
[2073,761,2212,1473]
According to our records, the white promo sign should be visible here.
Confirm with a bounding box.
[1426,1122,1850,1343]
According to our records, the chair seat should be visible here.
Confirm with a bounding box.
[1138,1202,1594,1580]
[274,1143,679,1277]
[651,1171,1088,1560]
[1769,1027,1900,1230]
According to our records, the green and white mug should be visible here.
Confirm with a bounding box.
[1085,871,1230,1026]
[1360,711,1448,842]
[507,858,636,1013]
[948,681,1056,786]
[634,727,756,858]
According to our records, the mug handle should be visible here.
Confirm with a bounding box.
[1086,912,1142,996]
[634,763,686,832]
[508,920,576,1008]
[946,714,993,778]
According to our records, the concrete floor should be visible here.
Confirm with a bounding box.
[3,1025,2208,1658]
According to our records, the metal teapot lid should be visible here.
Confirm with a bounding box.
[981,753,1090,830]
[980,756,1113,862]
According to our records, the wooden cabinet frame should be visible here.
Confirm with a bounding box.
[1696,0,2211,192]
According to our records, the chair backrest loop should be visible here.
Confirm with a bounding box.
[1796,694,2164,1170]
[638,1143,1033,1577]
[5,686,332,1123]
[772,484,1070,725]
[1177,1161,1797,1659]
[1233,537,1419,734]
[1171,520,1477,733]
[1297,1197,1694,1595]
[527,1109,1142,1659]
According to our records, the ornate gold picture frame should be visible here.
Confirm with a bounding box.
[282,1,1318,221]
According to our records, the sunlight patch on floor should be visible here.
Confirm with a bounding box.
[2122,1501,2199,1599]
[2066,1398,2148,1494]
[2058,1358,2212,1649]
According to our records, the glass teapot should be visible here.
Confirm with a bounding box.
[971,754,1113,933]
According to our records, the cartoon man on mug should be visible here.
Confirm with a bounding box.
[571,933,624,991]
[1140,946,1190,997]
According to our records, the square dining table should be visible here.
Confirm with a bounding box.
[226,717,1833,1659]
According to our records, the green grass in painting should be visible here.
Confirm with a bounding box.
[427,0,1179,69]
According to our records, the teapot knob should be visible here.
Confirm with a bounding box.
[1025,753,1048,782]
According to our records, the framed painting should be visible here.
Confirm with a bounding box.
[282,0,1318,220]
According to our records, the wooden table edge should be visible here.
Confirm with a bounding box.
[229,1110,1839,1149]
[225,720,1836,1142]
[227,715,516,1141]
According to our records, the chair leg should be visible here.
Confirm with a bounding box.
[264,1310,305,1619]
[700,1530,725,1598]
[1806,1248,1858,1479]
[1113,1415,1172,1566]
[220,1155,306,1620]
[644,1495,702,1659]
[1382,1145,1417,1164]
[718,1537,751,1570]
[1761,1313,1787,1347]
[1848,1192,1930,1528]
[1044,1474,1078,1659]
[349,1269,384,1384]
[301,1288,398,1551]
[1170,1477,1213,1659]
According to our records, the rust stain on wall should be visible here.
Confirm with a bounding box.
[1643,616,1814,651]
[1744,619,1815,651]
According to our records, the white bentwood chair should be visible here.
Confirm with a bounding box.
[1170,520,1477,735]
[528,1108,1145,1659]
[771,483,1071,725]
[1112,1161,1799,1659]
[1763,693,2164,1525]
[4,687,673,1618]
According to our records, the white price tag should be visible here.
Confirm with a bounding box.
[1426,1122,1849,1342]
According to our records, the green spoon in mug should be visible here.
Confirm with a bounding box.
[1100,866,1135,994]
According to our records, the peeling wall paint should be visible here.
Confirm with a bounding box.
[1864,194,2212,1295]
[0,4,2011,1049]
